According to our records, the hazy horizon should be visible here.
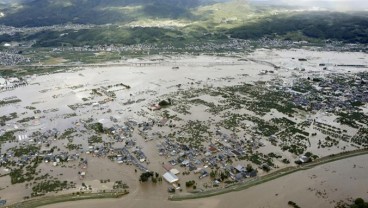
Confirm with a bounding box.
[251,0,368,11]
[1,0,368,11]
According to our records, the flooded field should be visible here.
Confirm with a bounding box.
[41,154,368,208]
[1,48,367,207]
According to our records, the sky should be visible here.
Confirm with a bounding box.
[275,0,368,10]
[251,0,368,10]
[1,0,367,11]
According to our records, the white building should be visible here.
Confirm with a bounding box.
[163,172,179,183]
[0,77,5,86]
[0,77,6,89]
[8,77,19,83]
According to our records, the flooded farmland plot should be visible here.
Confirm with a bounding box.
[1,49,368,207]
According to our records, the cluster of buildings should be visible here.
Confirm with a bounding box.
[0,76,29,90]
[291,72,368,112]
[153,129,262,185]
[0,24,96,36]
[113,147,148,172]
[52,39,305,55]
[1,47,367,203]
[0,51,30,66]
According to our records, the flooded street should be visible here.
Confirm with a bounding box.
[1,50,368,207]
[41,154,368,208]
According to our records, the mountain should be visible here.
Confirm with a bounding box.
[0,0,205,27]
[0,0,367,45]
[229,11,368,43]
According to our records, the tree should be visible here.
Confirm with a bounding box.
[185,180,195,187]
[139,172,153,182]
[210,170,217,178]
[354,198,365,207]
[159,99,171,106]
[304,152,313,157]
[246,164,254,172]
[220,171,228,181]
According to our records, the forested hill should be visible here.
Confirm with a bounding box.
[0,0,367,45]
[229,12,368,44]
[0,0,205,27]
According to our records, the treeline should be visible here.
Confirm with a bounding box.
[0,26,227,47]
[33,27,182,47]
[229,12,368,43]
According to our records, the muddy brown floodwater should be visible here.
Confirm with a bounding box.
[41,154,368,208]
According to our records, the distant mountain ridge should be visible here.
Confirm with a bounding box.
[0,0,367,45]
[0,0,210,27]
